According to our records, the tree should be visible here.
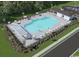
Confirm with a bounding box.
[0,1,70,23]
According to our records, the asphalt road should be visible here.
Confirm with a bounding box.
[43,32,79,57]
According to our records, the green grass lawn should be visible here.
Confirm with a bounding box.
[53,1,79,8]
[72,49,79,57]
[0,25,54,57]
[0,21,79,57]
[0,1,79,57]
[74,51,79,57]
[0,26,25,57]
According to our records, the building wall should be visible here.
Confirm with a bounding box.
[56,12,70,21]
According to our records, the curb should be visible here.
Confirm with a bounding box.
[70,48,79,57]
[33,27,79,57]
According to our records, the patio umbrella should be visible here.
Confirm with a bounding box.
[23,16,27,19]
[8,21,11,24]
[36,12,39,15]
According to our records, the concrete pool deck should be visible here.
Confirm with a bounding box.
[33,27,79,57]
[23,12,71,39]
[7,11,71,49]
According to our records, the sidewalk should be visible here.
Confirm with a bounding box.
[33,27,79,57]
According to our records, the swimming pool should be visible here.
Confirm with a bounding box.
[24,16,59,33]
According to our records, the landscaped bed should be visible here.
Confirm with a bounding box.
[0,1,79,56]
[0,20,79,57]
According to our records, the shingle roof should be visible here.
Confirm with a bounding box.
[63,6,79,14]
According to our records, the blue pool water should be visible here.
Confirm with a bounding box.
[24,16,59,33]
